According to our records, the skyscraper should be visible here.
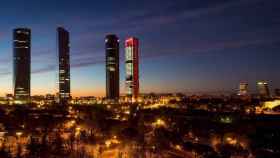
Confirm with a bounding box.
[57,27,70,104]
[125,37,139,101]
[105,34,119,100]
[257,81,270,99]
[13,28,31,104]
[238,82,248,96]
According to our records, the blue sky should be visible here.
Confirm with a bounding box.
[0,0,280,96]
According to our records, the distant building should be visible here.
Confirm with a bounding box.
[13,28,31,104]
[257,81,270,99]
[238,82,248,96]
[105,34,119,100]
[5,94,13,100]
[57,27,70,104]
[46,94,55,99]
[274,89,280,97]
[46,94,55,104]
[5,94,13,105]
[125,37,139,101]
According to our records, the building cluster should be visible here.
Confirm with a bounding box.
[3,27,280,108]
[237,81,271,99]
[5,27,140,105]
[105,35,140,102]
[11,27,71,104]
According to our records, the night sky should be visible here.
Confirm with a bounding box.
[0,0,280,97]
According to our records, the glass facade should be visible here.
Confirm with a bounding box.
[125,37,139,100]
[57,27,71,104]
[13,28,31,103]
[257,81,270,99]
[105,34,120,100]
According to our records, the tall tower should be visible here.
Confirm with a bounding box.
[238,82,248,96]
[105,34,119,100]
[257,81,270,99]
[57,27,70,104]
[125,37,139,101]
[13,28,31,104]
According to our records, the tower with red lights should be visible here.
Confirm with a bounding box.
[125,37,139,101]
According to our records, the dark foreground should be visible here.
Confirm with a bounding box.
[0,104,279,158]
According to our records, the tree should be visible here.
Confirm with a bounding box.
[26,137,40,158]
[0,142,12,158]
[51,133,65,156]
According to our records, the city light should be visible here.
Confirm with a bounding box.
[0,1,278,158]
[152,118,166,128]
[16,132,23,137]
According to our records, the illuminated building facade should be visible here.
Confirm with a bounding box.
[257,81,270,99]
[125,37,139,101]
[238,82,248,96]
[105,34,119,100]
[13,28,31,103]
[57,27,70,104]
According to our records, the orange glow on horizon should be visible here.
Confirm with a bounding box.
[0,88,106,98]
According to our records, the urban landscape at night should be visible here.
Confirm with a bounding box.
[0,0,280,158]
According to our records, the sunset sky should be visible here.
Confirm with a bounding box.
[0,0,280,97]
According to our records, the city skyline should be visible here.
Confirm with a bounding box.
[0,1,279,158]
[0,0,280,97]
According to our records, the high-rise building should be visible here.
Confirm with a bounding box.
[57,27,70,104]
[125,37,139,101]
[105,34,119,100]
[238,82,248,96]
[257,81,270,99]
[13,28,31,104]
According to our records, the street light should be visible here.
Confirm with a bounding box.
[16,132,23,137]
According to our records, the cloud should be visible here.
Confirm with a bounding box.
[0,71,11,77]
[72,57,104,68]
[1,36,277,78]
[0,55,104,77]
[0,0,271,78]
[31,55,105,75]
[107,0,264,32]
[0,58,10,64]
[142,38,280,59]
[32,65,56,74]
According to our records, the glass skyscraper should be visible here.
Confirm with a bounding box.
[257,81,270,99]
[57,27,70,104]
[125,37,139,101]
[13,28,31,104]
[105,34,120,100]
[238,82,248,96]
